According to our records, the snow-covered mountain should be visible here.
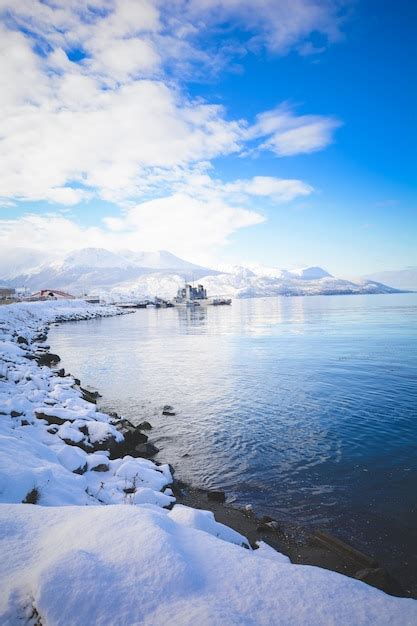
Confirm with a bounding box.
[0,247,401,299]
[362,268,417,291]
[0,248,216,294]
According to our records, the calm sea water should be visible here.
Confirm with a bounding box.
[49,293,417,589]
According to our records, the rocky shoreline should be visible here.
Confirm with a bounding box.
[1,300,416,625]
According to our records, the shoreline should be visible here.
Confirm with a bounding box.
[1,300,416,624]
[173,481,407,597]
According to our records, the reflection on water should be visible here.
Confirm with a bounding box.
[49,293,417,588]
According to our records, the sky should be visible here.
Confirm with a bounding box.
[0,0,416,276]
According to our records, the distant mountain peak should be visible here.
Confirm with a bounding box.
[289,266,333,280]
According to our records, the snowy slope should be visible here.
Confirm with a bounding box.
[1,504,417,626]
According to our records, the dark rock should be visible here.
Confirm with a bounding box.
[73,378,81,386]
[36,352,61,366]
[47,426,59,434]
[355,567,404,596]
[81,386,101,399]
[11,410,23,418]
[89,435,119,454]
[116,418,135,429]
[17,336,28,345]
[22,488,39,504]
[137,421,152,430]
[73,462,88,475]
[91,463,109,472]
[207,490,226,503]
[114,420,148,448]
[55,368,65,377]
[21,420,30,426]
[170,480,188,498]
[80,388,98,404]
[32,333,47,343]
[131,442,159,458]
[162,405,176,416]
[62,437,92,453]
[35,411,67,426]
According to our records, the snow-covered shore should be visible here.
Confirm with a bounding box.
[1,300,416,625]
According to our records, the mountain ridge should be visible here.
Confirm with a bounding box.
[0,247,402,299]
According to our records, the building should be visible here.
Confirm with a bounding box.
[29,290,76,301]
[0,287,15,301]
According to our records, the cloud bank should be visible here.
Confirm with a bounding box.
[0,0,345,262]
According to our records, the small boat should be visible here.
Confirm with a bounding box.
[211,298,232,306]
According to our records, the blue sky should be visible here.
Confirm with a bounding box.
[0,0,416,275]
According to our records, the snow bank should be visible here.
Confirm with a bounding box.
[1,504,417,625]
[0,300,173,509]
[1,300,416,625]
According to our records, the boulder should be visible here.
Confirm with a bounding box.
[162,405,176,416]
[82,386,101,398]
[61,437,92,453]
[73,462,88,475]
[114,420,148,448]
[32,333,47,343]
[11,410,23,418]
[16,336,28,345]
[35,411,67,426]
[80,388,98,404]
[36,352,61,366]
[131,442,159,458]
[137,421,152,430]
[91,463,109,472]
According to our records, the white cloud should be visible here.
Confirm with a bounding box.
[0,3,341,207]
[170,0,347,55]
[224,176,313,202]
[0,0,342,261]
[0,170,314,263]
[252,106,341,156]
[0,191,264,265]
[87,37,161,79]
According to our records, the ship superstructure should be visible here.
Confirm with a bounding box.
[174,283,208,306]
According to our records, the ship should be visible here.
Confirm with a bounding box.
[174,283,207,307]
[173,284,231,306]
